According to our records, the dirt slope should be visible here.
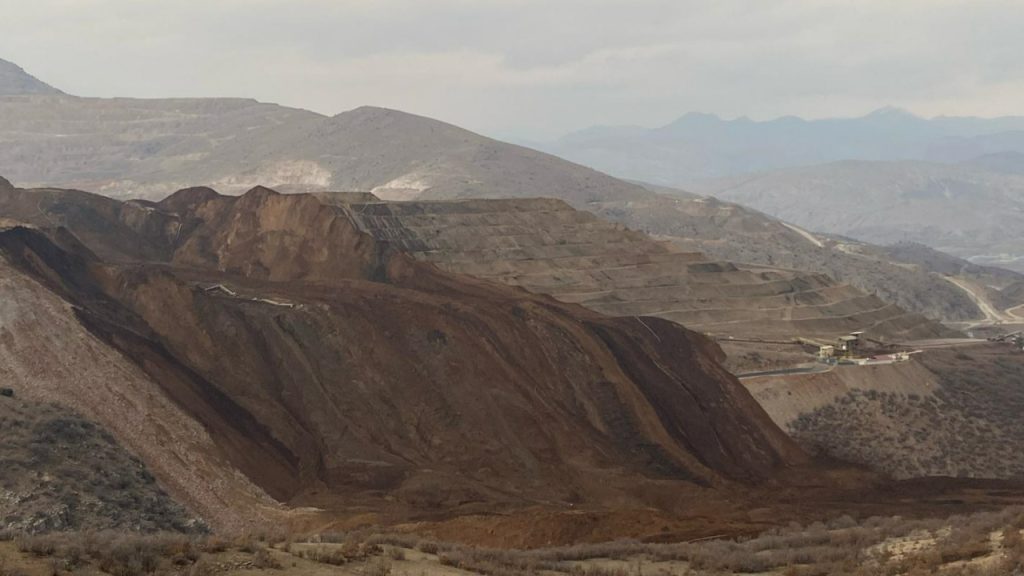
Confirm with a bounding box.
[0,182,808,535]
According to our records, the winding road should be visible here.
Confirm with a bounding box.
[941,275,1013,325]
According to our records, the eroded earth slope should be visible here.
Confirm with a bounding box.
[0,179,810,538]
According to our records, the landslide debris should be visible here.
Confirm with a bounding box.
[0,182,808,534]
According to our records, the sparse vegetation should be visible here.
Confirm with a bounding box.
[788,347,1024,480]
[0,508,1022,575]
[0,398,200,534]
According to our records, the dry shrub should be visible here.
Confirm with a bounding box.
[0,557,29,576]
[200,536,228,553]
[416,541,440,555]
[300,547,349,566]
[188,560,215,576]
[252,548,282,569]
[365,557,392,576]
[235,537,259,553]
[10,532,203,576]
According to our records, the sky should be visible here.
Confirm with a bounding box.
[2,0,1023,140]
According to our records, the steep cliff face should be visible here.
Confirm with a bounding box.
[0,182,807,532]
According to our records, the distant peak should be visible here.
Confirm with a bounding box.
[0,58,64,96]
[332,105,440,127]
[0,175,13,190]
[242,185,281,198]
[660,112,728,132]
[157,186,221,212]
[865,106,918,119]
[672,111,723,123]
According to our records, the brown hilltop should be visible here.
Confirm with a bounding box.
[0,181,812,538]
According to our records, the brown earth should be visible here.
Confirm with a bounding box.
[5,182,1024,545]
[0,182,812,537]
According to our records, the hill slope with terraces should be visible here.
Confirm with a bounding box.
[342,196,955,353]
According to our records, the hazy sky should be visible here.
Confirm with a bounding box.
[1,0,1022,139]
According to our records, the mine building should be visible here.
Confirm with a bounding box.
[836,332,863,358]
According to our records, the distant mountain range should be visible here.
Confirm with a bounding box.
[539,107,1024,184]
[689,160,1024,273]
[536,109,1024,274]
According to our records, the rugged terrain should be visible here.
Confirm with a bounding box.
[0,59,1002,327]
[0,396,196,534]
[744,343,1024,481]
[0,64,643,204]
[0,178,816,539]
[601,190,1024,324]
[539,108,1024,275]
[343,196,954,349]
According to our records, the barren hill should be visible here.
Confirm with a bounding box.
[343,196,954,351]
[0,58,62,96]
[597,190,1024,324]
[0,180,810,537]
[0,92,647,204]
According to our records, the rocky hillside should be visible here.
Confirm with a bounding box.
[744,343,1024,481]
[597,191,1024,323]
[345,196,954,345]
[0,396,197,534]
[0,180,809,538]
[0,58,62,96]
[0,97,645,205]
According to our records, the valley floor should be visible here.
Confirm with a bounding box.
[2,506,1023,576]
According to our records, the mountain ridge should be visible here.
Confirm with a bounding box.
[0,58,1006,322]
[0,58,63,95]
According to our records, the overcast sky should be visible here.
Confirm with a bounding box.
[1,0,1022,139]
